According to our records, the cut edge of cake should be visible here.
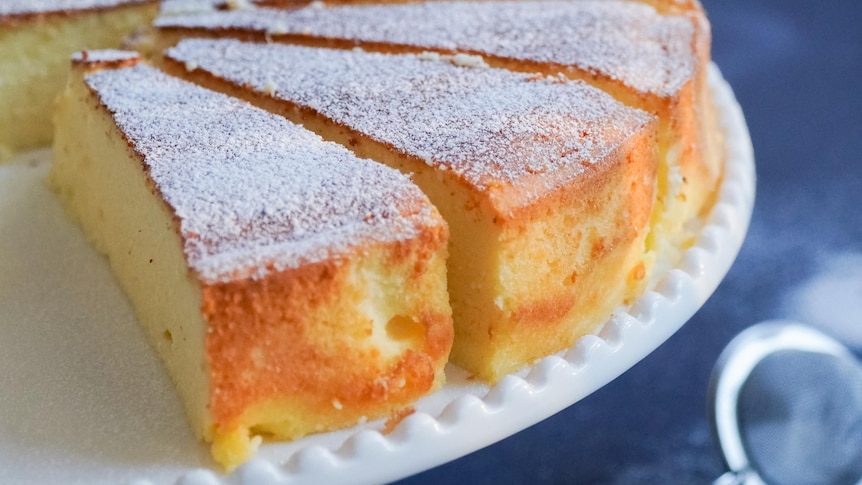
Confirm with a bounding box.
[49,49,454,470]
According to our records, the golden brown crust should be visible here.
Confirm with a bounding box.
[496,119,658,230]
[478,125,657,376]
[201,228,451,432]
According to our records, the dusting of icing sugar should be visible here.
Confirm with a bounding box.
[0,0,152,16]
[155,0,696,97]
[84,63,438,284]
[159,0,220,16]
[783,252,862,350]
[165,39,654,211]
[159,0,267,16]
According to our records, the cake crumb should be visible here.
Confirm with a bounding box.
[382,407,415,435]
[331,398,343,410]
[224,0,253,10]
[417,51,442,62]
[262,80,278,95]
[266,23,288,36]
[451,53,488,68]
[249,434,263,452]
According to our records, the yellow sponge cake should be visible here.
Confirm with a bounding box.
[0,0,160,160]
[162,39,658,382]
[49,50,453,471]
[3,0,730,473]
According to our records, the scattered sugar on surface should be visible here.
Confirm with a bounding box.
[167,39,653,207]
[783,252,862,350]
[0,0,151,16]
[84,64,436,284]
[155,0,696,97]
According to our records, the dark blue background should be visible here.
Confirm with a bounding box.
[399,1,862,483]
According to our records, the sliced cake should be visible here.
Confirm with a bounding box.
[162,39,658,381]
[49,50,453,470]
[0,0,160,160]
[150,0,722,274]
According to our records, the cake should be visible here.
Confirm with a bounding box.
[149,0,723,274]
[160,38,658,382]
[0,0,725,472]
[49,50,453,471]
[0,0,160,160]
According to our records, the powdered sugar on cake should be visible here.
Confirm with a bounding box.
[166,39,654,209]
[83,63,437,284]
[155,0,695,97]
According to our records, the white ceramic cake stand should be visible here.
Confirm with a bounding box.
[0,64,754,485]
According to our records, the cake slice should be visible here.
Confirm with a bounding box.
[49,50,453,470]
[150,0,722,274]
[163,39,658,381]
[0,0,160,160]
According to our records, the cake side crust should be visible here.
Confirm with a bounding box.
[474,125,657,380]
[203,225,451,466]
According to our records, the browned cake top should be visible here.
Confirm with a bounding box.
[166,39,654,214]
[82,57,440,284]
[155,0,696,97]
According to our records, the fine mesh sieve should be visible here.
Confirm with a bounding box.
[709,321,862,485]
